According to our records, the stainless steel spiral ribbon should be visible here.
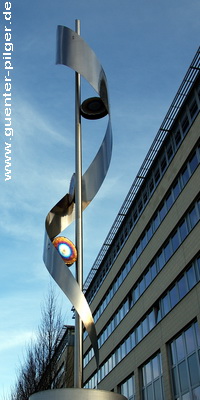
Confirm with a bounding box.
[43,25,112,369]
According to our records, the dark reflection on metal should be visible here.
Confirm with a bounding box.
[43,25,112,370]
[81,97,108,120]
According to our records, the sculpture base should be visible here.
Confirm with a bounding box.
[29,388,127,400]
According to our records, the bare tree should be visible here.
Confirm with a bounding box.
[10,286,64,400]
[36,286,63,390]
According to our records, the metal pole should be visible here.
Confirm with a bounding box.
[74,19,83,389]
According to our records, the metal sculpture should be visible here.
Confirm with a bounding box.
[30,20,128,400]
[43,21,112,386]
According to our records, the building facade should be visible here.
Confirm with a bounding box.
[82,48,200,400]
[50,325,74,389]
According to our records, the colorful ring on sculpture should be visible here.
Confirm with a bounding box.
[52,236,77,265]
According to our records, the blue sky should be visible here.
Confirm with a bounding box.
[1,0,200,396]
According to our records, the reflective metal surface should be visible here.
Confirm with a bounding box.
[30,388,127,400]
[43,25,112,369]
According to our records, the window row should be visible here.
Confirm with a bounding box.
[84,145,200,338]
[86,85,200,305]
[84,198,200,364]
[170,322,200,399]
[120,375,135,400]
[84,255,200,386]
[51,362,65,389]
[118,353,164,400]
[118,322,200,400]
[141,353,164,400]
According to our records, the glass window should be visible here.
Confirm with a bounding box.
[173,180,181,200]
[115,311,120,326]
[130,331,136,349]
[138,200,143,213]
[171,230,180,252]
[197,257,200,281]
[195,321,200,347]
[153,213,160,231]
[179,360,189,392]
[152,355,160,379]
[122,265,127,281]
[162,293,170,316]
[142,317,148,337]
[154,303,161,324]
[185,326,195,354]
[157,251,165,271]
[128,378,134,400]
[142,233,147,249]
[160,155,167,172]
[139,278,145,295]
[147,223,153,241]
[175,129,181,146]
[176,335,185,361]
[198,85,200,101]
[134,285,139,302]
[148,309,156,331]
[146,385,153,400]
[166,142,173,161]
[126,336,131,354]
[142,354,164,400]
[169,284,179,308]
[137,324,142,343]
[189,98,198,119]
[189,205,198,229]
[143,191,148,205]
[171,342,176,365]
[118,272,123,286]
[104,360,109,376]
[112,352,116,368]
[133,210,138,222]
[154,168,160,183]
[169,322,200,399]
[186,265,197,290]
[198,199,200,214]
[126,259,131,274]
[136,242,142,258]
[159,202,167,221]
[145,361,152,384]
[181,115,189,134]
[171,367,179,396]
[154,379,163,400]
[145,268,151,288]
[164,241,172,262]
[151,262,157,280]
[182,166,190,186]
[131,250,136,265]
[166,192,173,210]
[179,219,188,241]
[149,178,154,193]
[124,298,129,315]
[108,357,112,373]
[178,275,187,299]
[193,386,200,399]
[121,342,126,359]
[189,151,198,174]
[117,347,122,363]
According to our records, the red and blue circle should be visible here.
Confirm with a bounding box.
[52,236,77,266]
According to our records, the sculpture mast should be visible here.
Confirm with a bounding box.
[74,18,83,389]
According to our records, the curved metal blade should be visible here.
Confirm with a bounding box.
[44,25,112,370]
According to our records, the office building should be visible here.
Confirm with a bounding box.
[49,325,74,389]
[82,48,200,400]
